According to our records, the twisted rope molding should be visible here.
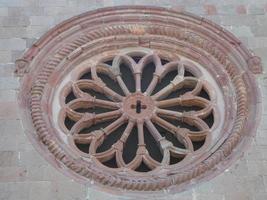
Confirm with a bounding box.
[16,6,262,195]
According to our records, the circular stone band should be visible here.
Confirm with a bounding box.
[16,6,262,196]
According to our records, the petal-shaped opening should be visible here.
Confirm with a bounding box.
[123,125,138,164]
[161,117,200,132]
[78,119,117,134]
[202,112,214,128]
[144,125,163,162]
[141,61,155,92]
[102,155,118,168]
[64,116,76,130]
[79,71,92,80]
[132,56,143,63]
[170,153,185,165]
[160,58,169,65]
[65,91,76,104]
[75,143,90,154]
[152,69,178,95]
[97,72,124,96]
[119,62,135,93]
[192,139,205,151]
[80,88,111,101]
[135,161,151,172]
[184,69,195,77]
[198,88,210,100]
[96,123,127,153]
[153,123,185,149]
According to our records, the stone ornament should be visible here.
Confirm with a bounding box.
[16,6,262,196]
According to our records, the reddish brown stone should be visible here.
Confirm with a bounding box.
[15,6,262,196]
[204,5,217,15]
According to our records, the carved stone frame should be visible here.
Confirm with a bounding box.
[16,6,262,197]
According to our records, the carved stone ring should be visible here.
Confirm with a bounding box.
[16,6,262,196]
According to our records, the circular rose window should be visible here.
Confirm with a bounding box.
[16,6,262,196]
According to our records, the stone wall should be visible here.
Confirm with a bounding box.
[0,0,267,199]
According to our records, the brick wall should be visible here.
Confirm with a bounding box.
[0,0,267,199]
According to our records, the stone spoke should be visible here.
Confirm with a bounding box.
[151,115,194,152]
[103,115,127,136]
[119,120,135,143]
[69,110,122,135]
[145,119,165,143]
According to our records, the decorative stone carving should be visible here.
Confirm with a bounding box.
[16,6,262,197]
[14,58,29,77]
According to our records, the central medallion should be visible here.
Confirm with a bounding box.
[123,92,155,120]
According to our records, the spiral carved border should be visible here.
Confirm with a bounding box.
[16,6,262,195]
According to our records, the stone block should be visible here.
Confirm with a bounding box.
[29,181,55,200]
[0,101,19,119]
[43,165,70,182]
[247,160,262,176]
[226,26,254,37]
[247,37,267,49]
[39,0,67,7]
[253,192,267,200]
[0,51,11,63]
[0,151,19,167]
[25,165,46,181]
[0,38,26,51]
[186,6,205,16]
[0,167,27,182]
[0,77,19,90]
[0,27,27,38]
[0,120,22,151]
[196,193,225,200]
[0,90,16,101]
[0,182,29,200]
[26,38,37,48]
[52,180,87,200]
[11,50,24,62]
[19,149,48,168]
[217,5,236,15]
[204,4,217,15]
[219,15,258,26]
[30,16,54,26]
[8,7,45,17]
[26,25,49,38]
[0,64,15,77]
[1,16,30,27]
[248,5,265,15]
[0,7,8,16]
[236,5,247,15]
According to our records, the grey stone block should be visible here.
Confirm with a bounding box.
[0,7,8,16]
[0,182,29,200]
[0,27,27,38]
[0,77,19,90]
[0,51,11,63]
[0,151,19,167]
[0,38,26,51]
[29,181,56,200]
[1,16,30,27]
[8,7,45,17]
[30,16,54,26]
[248,5,265,15]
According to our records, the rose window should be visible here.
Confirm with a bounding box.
[16,6,262,195]
[60,49,215,171]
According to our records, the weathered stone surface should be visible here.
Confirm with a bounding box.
[0,39,26,51]
[0,0,266,199]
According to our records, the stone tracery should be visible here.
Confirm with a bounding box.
[15,6,262,195]
[61,51,215,171]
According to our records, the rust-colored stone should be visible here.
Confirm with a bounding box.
[15,6,262,196]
